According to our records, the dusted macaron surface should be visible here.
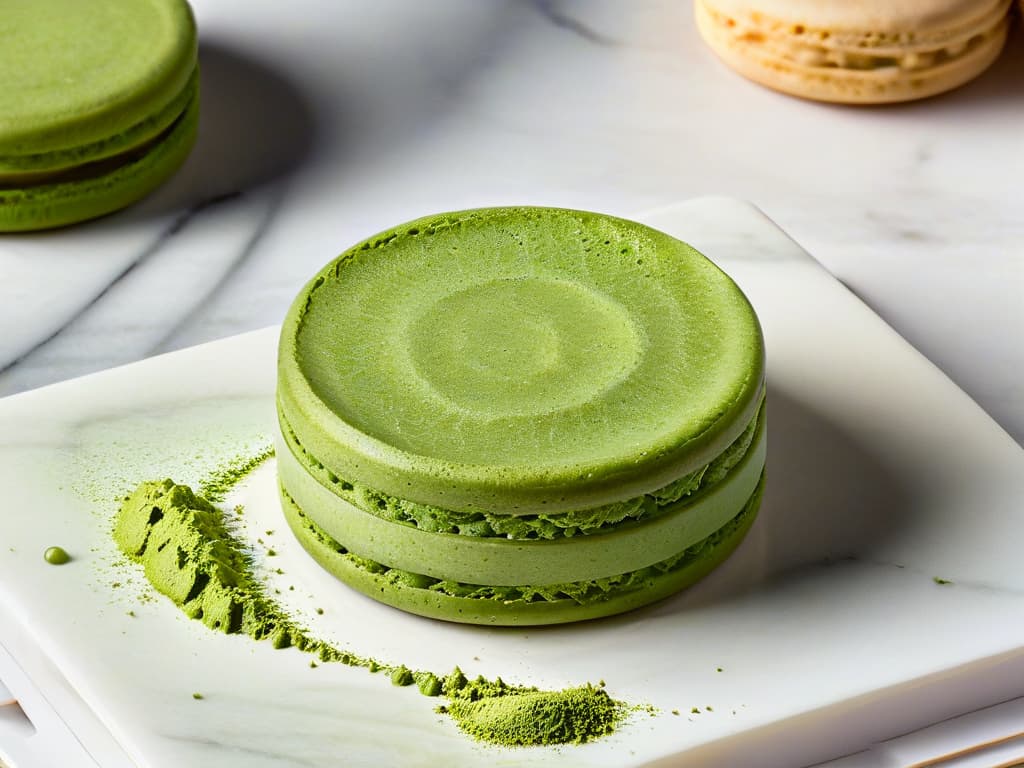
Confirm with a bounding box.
[0,0,198,230]
[277,207,766,625]
[695,0,1011,104]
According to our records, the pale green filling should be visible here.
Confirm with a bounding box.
[288,478,761,606]
[283,405,761,541]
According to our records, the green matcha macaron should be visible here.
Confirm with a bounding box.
[277,207,766,626]
[0,0,198,232]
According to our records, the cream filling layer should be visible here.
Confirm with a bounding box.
[277,414,767,586]
[280,402,763,540]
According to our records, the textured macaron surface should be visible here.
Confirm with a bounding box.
[279,207,765,514]
[0,0,197,162]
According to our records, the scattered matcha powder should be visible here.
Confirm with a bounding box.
[192,693,204,700]
[114,466,635,748]
[933,577,954,585]
[44,546,71,565]
[115,479,367,659]
[196,446,275,503]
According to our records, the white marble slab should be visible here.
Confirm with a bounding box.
[0,0,1021,449]
[1,198,1023,768]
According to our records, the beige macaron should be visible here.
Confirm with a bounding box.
[695,0,1011,104]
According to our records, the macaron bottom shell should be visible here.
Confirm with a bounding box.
[0,77,199,232]
[280,474,764,627]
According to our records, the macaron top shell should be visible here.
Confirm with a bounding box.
[279,207,765,515]
[704,0,1007,40]
[0,0,197,159]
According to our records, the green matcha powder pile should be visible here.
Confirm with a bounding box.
[114,461,628,747]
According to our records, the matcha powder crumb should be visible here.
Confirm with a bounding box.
[391,666,415,687]
[442,683,625,747]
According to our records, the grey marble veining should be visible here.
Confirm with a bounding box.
[528,0,622,46]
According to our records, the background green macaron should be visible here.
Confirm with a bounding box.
[277,207,767,625]
[0,0,199,231]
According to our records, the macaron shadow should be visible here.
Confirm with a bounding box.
[880,22,1024,114]
[727,385,915,583]
[130,39,321,217]
[825,21,1024,114]
[464,383,914,640]
[636,384,911,620]
[923,21,1024,109]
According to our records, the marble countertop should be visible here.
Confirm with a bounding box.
[1,0,1021,447]
[0,3,1023,765]
[4,198,1024,768]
